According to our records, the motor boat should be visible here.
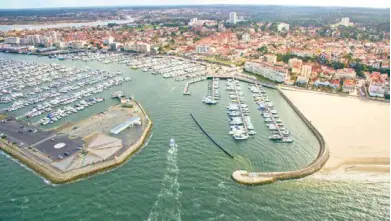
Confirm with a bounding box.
[170,138,177,147]
[269,134,282,140]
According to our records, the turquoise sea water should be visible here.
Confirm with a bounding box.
[0,53,389,221]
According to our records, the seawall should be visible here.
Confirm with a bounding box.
[0,101,153,184]
[232,87,329,185]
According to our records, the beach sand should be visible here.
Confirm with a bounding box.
[282,88,390,173]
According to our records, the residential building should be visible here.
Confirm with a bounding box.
[296,76,308,85]
[335,68,356,79]
[342,79,356,92]
[244,61,287,83]
[188,18,198,26]
[242,33,250,42]
[340,17,351,26]
[288,58,302,74]
[265,54,277,64]
[104,36,114,45]
[49,31,59,43]
[131,42,151,53]
[277,23,290,32]
[5,37,20,44]
[218,23,226,32]
[300,65,312,78]
[196,44,209,54]
[330,79,340,89]
[368,72,386,97]
[229,12,237,24]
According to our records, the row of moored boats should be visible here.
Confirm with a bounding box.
[227,79,256,140]
[250,84,293,143]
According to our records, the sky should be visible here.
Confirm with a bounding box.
[0,0,389,9]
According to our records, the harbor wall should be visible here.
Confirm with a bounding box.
[232,87,329,185]
[0,101,153,184]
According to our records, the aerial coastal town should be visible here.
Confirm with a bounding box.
[0,3,390,221]
[0,5,389,184]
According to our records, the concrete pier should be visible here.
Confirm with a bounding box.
[0,100,153,184]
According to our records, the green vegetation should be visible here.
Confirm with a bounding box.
[257,46,268,55]
[122,104,134,108]
[243,70,276,84]
[276,53,315,64]
[202,57,235,66]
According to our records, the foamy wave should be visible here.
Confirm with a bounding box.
[146,141,182,221]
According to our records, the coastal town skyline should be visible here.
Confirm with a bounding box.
[0,0,390,9]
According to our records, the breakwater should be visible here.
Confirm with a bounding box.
[0,101,153,184]
[232,87,329,185]
[190,113,234,159]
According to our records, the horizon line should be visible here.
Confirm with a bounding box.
[0,3,389,10]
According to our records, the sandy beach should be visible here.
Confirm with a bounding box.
[282,87,390,173]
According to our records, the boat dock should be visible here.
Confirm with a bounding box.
[251,83,293,143]
[183,77,206,95]
[190,113,234,159]
[232,78,249,136]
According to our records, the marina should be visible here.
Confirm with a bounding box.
[0,59,130,126]
[53,52,209,82]
[202,77,219,105]
[0,52,382,221]
[250,84,293,143]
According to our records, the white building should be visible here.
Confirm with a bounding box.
[277,23,290,32]
[242,33,250,42]
[196,45,209,54]
[300,65,312,78]
[125,42,151,53]
[340,17,350,26]
[71,41,85,49]
[229,12,237,24]
[218,23,226,32]
[104,36,115,45]
[244,61,287,83]
[39,36,51,47]
[5,37,20,44]
[335,68,356,79]
[49,31,59,44]
[188,18,198,26]
[368,72,386,97]
[26,35,41,45]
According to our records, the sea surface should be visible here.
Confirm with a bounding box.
[0,53,389,221]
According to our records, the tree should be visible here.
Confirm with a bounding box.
[257,46,268,55]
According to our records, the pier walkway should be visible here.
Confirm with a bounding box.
[183,77,206,95]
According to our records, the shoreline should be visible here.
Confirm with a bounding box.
[0,100,153,184]
[232,87,329,185]
[282,88,389,174]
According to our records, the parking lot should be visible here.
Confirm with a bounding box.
[0,118,84,161]
[0,118,54,147]
[34,134,84,161]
